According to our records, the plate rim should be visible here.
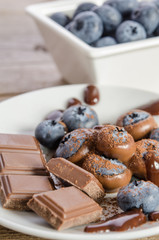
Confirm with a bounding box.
[0,84,159,239]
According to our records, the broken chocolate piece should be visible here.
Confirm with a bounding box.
[28,186,102,230]
[47,157,105,201]
[0,175,54,210]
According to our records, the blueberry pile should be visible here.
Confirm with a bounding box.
[35,85,99,149]
[49,0,159,47]
[35,105,98,149]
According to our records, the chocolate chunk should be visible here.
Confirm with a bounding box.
[0,175,54,210]
[0,152,47,175]
[47,158,105,201]
[84,209,146,232]
[0,133,41,153]
[28,186,102,230]
[148,211,159,221]
[84,85,100,105]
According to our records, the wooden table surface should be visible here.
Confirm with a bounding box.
[0,0,159,239]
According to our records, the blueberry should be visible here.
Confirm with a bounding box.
[92,36,117,47]
[117,180,159,214]
[153,0,159,9]
[62,105,99,132]
[50,12,70,27]
[45,110,63,121]
[93,5,122,34]
[68,11,103,44]
[55,128,90,159]
[35,120,67,149]
[123,111,149,126]
[150,128,159,141]
[104,0,138,16]
[94,158,127,176]
[131,2,159,36]
[112,126,128,143]
[73,2,97,18]
[116,20,147,43]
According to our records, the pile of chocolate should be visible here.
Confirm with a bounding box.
[1,85,159,233]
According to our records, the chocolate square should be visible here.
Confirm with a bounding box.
[0,175,54,210]
[0,152,47,175]
[28,186,102,230]
[0,133,40,153]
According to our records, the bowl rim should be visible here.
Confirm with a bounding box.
[26,0,159,59]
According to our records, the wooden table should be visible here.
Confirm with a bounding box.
[0,0,159,239]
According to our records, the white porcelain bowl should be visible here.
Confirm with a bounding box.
[26,0,159,92]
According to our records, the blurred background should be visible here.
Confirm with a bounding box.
[0,0,66,102]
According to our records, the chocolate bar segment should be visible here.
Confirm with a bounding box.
[0,133,40,153]
[28,186,102,230]
[0,175,54,210]
[46,157,105,201]
[0,152,47,175]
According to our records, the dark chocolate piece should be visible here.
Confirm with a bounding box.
[28,186,102,230]
[148,211,159,221]
[0,175,54,210]
[84,85,100,105]
[0,152,47,175]
[145,151,159,186]
[47,157,105,201]
[84,209,146,232]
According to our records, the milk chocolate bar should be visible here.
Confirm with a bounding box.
[46,158,105,201]
[0,133,40,153]
[28,186,102,230]
[0,152,47,175]
[0,175,54,210]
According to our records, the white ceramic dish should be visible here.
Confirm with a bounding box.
[26,0,159,91]
[0,84,159,239]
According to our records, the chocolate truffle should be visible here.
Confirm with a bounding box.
[116,109,157,141]
[96,125,136,163]
[82,153,132,192]
[128,139,159,179]
[55,128,95,163]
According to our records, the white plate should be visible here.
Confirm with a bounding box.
[0,84,159,240]
[27,0,159,89]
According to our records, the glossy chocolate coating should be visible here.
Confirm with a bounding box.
[96,125,136,163]
[148,211,159,221]
[84,85,99,105]
[56,129,95,163]
[28,186,102,230]
[84,209,146,232]
[129,139,159,179]
[140,100,159,115]
[82,153,132,192]
[66,98,81,108]
[93,124,110,130]
[116,109,157,141]
[145,151,159,186]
